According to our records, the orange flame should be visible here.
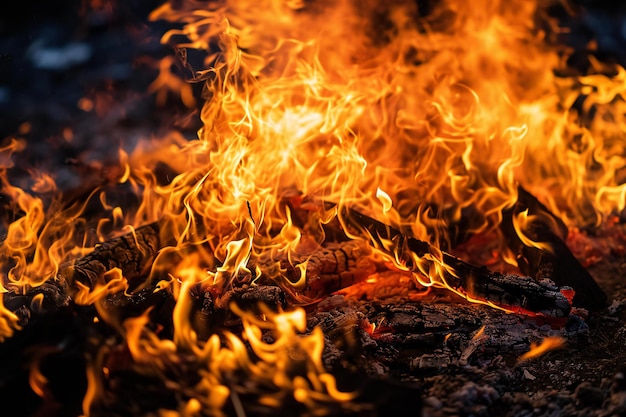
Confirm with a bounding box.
[518,336,566,361]
[81,300,356,415]
[513,209,554,253]
[102,0,625,310]
[0,292,21,341]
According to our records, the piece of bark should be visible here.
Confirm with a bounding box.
[56,222,161,294]
[501,186,608,311]
[250,239,378,301]
[217,285,287,313]
[3,280,71,316]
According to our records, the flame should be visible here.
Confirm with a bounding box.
[148,56,197,109]
[0,292,21,341]
[231,303,357,405]
[472,325,486,341]
[513,209,554,253]
[83,299,355,415]
[93,0,626,304]
[28,346,62,399]
[376,187,393,214]
[518,336,566,361]
[73,268,129,306]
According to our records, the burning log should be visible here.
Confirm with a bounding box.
[0,191,594,416]
[1,280,71,327]
[0,206,612,417]
[9,200,575,321]
[335,206,574,318]
[56,222,162,294]
[250,239,378,302]
[501,186,608,311]
[1,222,170,335]
[2,197,580,351]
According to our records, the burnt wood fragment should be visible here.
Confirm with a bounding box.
[250,239,378,301]
[501,186,608,311]
[57,222,161,293]
[217,285,287,315]
[3,280,71,318]
[0,221,173,337]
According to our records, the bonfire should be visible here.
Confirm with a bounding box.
[1,1,625,416]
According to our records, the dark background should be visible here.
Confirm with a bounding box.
[0,0,204,196]
[0,0,170,136]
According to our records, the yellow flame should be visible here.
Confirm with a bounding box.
[148,56,197,109]
[472,325,486,341]
[376,187,393,214]
[99,0,622,315]
[0,291,21,341]
[99,299,355,414]
[518,336,566,361]
[73,268,129,306]
[28,347,56,398]
[513,209,554,253]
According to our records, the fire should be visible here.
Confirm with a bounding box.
[83,299,356,415]
[138,0,626,295]
[1,0,625,414]
[0,292,21,341]
[518,336,566,361]
[472,325,486,341]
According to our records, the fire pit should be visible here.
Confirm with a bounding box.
[1,1,626,416]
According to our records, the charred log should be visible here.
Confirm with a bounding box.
[0,199,580,348]
[38,202,578,319]
[501,186,608,311]
[57,222,161,293]
[2,280,71,321]
[337,206,573,317]
[250,239,378,301]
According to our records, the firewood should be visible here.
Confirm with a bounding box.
[250,239,379,301]
[14,195,579,321]
[336,206,573,317]
[56,222,161,293]
[501,186,608,311]
[2,280,70,317]
[0,221,175,330]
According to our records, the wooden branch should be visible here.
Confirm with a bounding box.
[6,190,588,321]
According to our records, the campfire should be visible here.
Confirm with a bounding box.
[1,0,626,416]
